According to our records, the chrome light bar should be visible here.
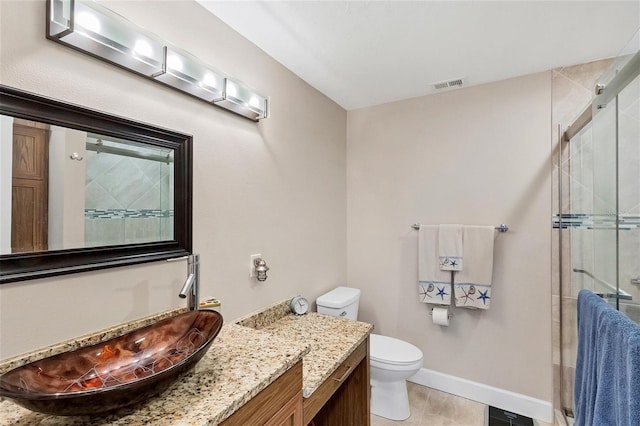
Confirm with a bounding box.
[46,0,269,121]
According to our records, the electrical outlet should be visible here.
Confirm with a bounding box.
[249,253,262,278]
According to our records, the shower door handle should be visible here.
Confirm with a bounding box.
[574,269,633,300]
[600,293,633,301]
[631,277,640,285]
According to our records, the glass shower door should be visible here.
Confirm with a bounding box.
[616,66,640,320]
[590,33,640,317]
[589,85,619,308]
[569,106,618,306]
[559,30,640,424]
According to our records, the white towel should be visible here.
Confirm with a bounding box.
[418,225,452,306]
[454,226,495,309]
[438,224,463,271]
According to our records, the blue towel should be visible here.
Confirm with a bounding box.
[574,289,640,426]
[574,290,602,426]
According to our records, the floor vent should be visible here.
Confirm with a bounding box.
[485,406,534,426]
[432,77,466,90]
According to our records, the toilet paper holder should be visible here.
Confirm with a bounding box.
[429,308,454,319]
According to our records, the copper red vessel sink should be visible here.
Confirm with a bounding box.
[0,309,223,416]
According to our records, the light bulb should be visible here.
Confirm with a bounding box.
[134,39,153,58]
[76,11,101,33]
[226,82,237,98]
[202,73,218,89]
[249,96,261,108]
[167,55,183,72]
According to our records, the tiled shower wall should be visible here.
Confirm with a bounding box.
[84,150,174,247]
[551,58,613,420]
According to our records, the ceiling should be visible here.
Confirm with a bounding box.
[197,1,640,110]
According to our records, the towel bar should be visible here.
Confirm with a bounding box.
[411,223,509,232]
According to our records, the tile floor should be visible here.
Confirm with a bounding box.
[370,383,555,426]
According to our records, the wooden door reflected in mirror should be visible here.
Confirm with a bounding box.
[11,120,50,253]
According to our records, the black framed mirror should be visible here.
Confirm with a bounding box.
[0,85,192,283]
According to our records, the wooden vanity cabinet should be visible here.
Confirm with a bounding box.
[305,337,370,426]
[221,361,303,426]
[221,337,370,426]
[264,390,304,426]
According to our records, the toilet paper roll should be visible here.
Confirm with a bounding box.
[432,307,450,326]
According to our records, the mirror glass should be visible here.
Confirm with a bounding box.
[2,117,175,254]
[0,86,192,283]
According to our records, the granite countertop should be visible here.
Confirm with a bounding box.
[257,312,373,398]
[0,299,373,425]
[0,323,309,426]
[235,301,374,398]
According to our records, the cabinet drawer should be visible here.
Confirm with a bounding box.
[303,338,368,425]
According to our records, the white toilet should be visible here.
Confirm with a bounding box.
[316,286,423,421]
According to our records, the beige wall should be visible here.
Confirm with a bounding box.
[347,72,553,402]
[0,1,347,359]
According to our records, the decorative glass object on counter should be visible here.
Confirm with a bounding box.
[0,310,223,416]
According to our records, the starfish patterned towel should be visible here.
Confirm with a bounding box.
[454,226,495,309]
[418,225,451,306]
[438,224,463,271]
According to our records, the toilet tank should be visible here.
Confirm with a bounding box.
[316,287,360,320]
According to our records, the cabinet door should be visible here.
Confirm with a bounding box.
[306,338,370,426]
[221,361,302,426]
[264,391,303,426]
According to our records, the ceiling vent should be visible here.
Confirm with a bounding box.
[432,77,466,91]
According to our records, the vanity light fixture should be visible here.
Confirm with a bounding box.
[153,47,225,103]
[215,79,269,121]
[45,0,269,121]
[46,0,165,76]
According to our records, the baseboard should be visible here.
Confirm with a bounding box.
[408,368,554,424]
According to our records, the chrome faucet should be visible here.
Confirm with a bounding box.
[179,254,200,311]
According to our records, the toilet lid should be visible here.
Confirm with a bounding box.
[370,334,423,366]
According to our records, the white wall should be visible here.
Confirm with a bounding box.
[48,127,86,250]
[347,73,552,403]
[0,0,347,359]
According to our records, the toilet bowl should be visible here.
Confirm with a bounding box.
[316,287,424,421]
[369,333,423,420]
